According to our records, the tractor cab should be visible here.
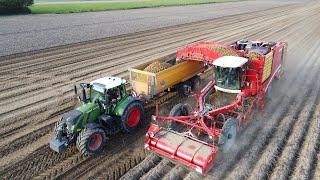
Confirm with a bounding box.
[76,77,127,112]
[89,77,127,112]
[212,56,248,93]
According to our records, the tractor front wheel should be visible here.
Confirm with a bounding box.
[76,127,106,156]
[121,101,145,133]
[54,118,66,137]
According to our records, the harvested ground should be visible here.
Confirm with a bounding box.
[1,0,320,179]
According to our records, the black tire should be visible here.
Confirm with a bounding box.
[54,118,65,137]
[167,103,190,132]
[177,81,192,96]
[190,76,201,92]
[121,101,145,133]
[76,127,106,156]
[218,118,237,153]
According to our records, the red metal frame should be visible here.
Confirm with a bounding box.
[145,40,288,174]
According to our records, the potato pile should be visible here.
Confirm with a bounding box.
[247,51,261,60]
[144,61,172,73]
[204,45,239,57]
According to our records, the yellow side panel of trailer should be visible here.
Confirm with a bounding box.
[262,52,273,82]
[129,60,205,99]
[156,61,204,93]
[130,69,156,98]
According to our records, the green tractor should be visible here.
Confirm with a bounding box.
[49,76,145,156]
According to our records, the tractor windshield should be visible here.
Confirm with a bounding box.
[91,83,105,100]
[215,67,241,90]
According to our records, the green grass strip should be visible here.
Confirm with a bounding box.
[30,0,238,14]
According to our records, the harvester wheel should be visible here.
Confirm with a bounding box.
[167,103,190,132]
[218,118,237,153]
[76,127,106,156]
[121,101,145,133]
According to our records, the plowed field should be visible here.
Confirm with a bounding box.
[0,1,320,179]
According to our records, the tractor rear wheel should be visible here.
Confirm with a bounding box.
[76,127,106,156]
[167,103,191,132]
[218,118,237,153]
[121,101,145,133]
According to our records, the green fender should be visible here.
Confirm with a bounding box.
[114,96,137,116]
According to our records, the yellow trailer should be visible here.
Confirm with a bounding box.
[129,54,206,99]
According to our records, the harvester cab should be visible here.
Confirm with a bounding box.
[212,56,248,93]
[50,76,145,156]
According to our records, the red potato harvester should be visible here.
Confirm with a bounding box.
[144,40,288,173]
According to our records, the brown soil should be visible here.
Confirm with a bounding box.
[1,1,320,180]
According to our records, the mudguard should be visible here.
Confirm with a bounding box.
[113,96,138,116]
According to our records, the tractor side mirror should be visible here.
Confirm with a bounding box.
[73,85,78,95]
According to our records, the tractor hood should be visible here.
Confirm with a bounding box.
[77,102,97,113]
[62,110,82,125]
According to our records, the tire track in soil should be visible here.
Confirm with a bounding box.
[119,154,162,180]
[269,66,320,179]
[290,96,320,180]
[246,29,320,180]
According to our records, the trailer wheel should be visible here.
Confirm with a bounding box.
[76,127,106,156]
[218,118,237,153]
[167,103,190,132]
[191,75,201,92]
[178,81,192,96]
[121,101,145,133]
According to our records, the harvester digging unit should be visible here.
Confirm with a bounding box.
[145,40,288,173]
